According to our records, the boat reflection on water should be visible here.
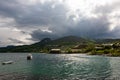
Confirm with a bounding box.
[27,54,32,60]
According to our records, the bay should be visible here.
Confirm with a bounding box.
[0,53,120,80]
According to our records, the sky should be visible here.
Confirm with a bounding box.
[0,0,120,47]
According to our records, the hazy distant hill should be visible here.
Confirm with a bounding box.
[95,39,120,44]
[1,36,120,53]
[0,36,92,52]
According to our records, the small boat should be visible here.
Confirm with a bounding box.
[27,54,32,60]
[2,61,13,65]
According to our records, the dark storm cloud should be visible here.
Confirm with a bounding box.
[0,0,23,18]
[0,0,68,27]
[17,3,67,27]
[69,17,110,38]
[31,15,111,40]
[109,26,120,38]
[31,29,58,41]
[0,0,119,43]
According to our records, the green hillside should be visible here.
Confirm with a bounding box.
[0,36,92,53]
[1,36,120,56]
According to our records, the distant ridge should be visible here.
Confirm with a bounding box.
[95,39,120,43]
[0,36,91,52]
[1,36,120,52]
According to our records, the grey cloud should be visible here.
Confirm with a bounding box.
[92,1,120,38]
[17,3,67,27]
[0,0,68,27]
[8,38,26,44]
[76,17,110,38]
[29,2,117,40]
[31,16,111,40]
[30,29,58,41]
[109,26,120,38]
[0,0,120,44]
[0,0,24,18]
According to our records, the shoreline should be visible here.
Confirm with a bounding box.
[0,52,120,57]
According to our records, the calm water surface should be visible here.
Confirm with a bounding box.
[0,53,120,80]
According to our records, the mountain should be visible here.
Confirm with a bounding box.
[50,36,89,45]
[0,36,92,53]
[1,36,120,53]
